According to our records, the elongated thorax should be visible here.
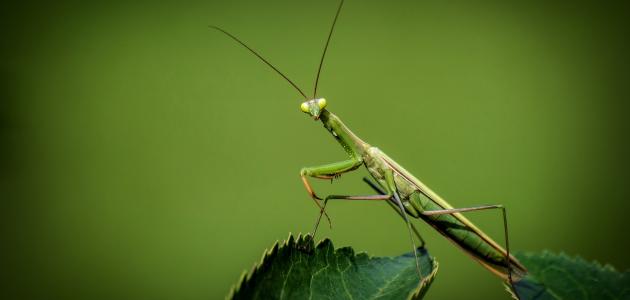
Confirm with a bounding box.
[318,110,370,159]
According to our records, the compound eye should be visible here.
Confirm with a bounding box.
[300,102,310,113]
[317,98,327,109]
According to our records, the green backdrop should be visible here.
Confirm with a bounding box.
[2,0,629,299]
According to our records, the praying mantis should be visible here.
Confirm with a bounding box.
[211,0,528,294]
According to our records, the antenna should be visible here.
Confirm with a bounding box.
[313,0,344,98]
[209,25,308,100]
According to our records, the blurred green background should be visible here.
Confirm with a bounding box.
[2,0,629,299]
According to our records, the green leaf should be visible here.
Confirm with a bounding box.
[227,233,438,300]
[508,251,630,300]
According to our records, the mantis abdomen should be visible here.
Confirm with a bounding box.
[366,147,528,280]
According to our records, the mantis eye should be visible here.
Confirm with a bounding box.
[317,98,327,109]
[300,102,309,113]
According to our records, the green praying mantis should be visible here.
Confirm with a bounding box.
[211,0,528,293]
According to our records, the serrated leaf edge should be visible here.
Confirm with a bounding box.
[226,232,307,299]
[226,232,438,300]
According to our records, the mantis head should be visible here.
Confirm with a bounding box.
[211,0,343,120]
[300,98,327,120]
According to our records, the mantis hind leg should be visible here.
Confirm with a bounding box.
[421,204,518,289]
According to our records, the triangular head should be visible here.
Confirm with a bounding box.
[300,98,327,120]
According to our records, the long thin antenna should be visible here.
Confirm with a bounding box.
[209,26,308,100]
[313,0,344,98]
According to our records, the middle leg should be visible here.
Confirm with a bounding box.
[363,177,426,247]
[310,193,392,243]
